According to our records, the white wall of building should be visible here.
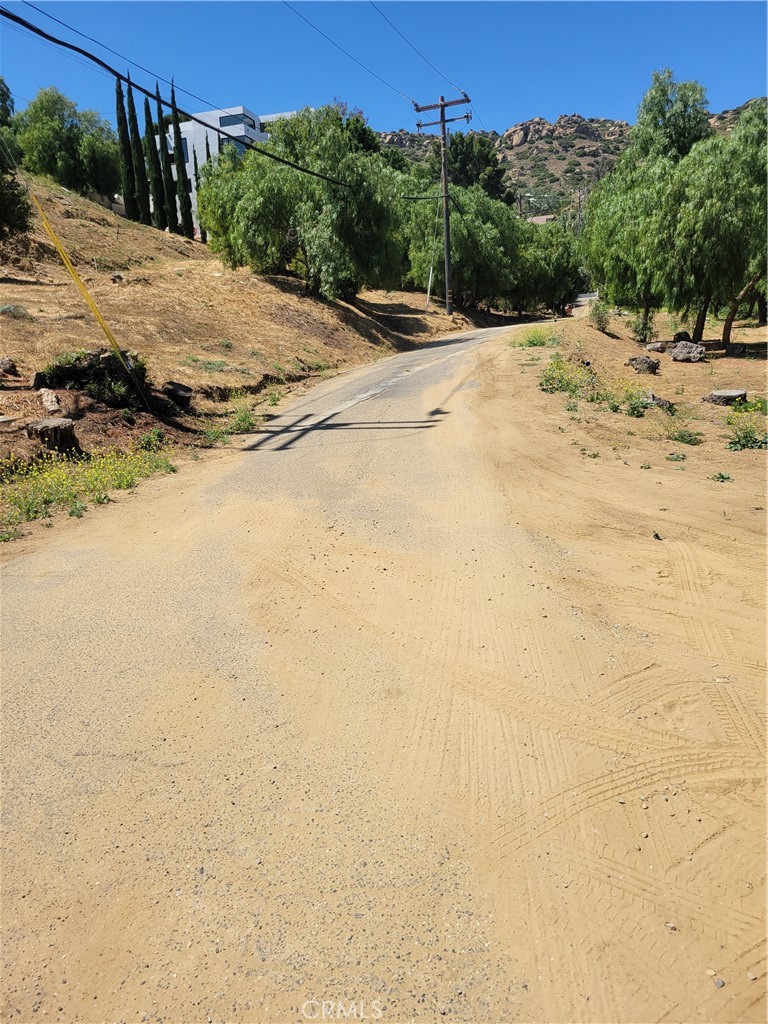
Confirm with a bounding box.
[161,105,294,233]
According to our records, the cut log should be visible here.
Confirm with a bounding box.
[25,417,81,453]
[38,388,62,414]
[702,389,747,406]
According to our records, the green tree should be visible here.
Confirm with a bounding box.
[631,68,711,162]
[0,130,32,240]
[199,106,406,300]
[155,85,178,233]
[78,109,120,197]
[661,100,767,345]
[143,95,166,229]
[14,86,84,190]
[193,148,206,243]
[170,83,194,238]
[0,75,14,127]
[126,76,151,225]
[428,131,514,204]
[115,80,138,220]
[13,86,118,196]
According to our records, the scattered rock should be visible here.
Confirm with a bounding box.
[161,381,194,409]
[642,832,649,838]
[38,388,62,414]
[747,971,757,981]
[714,978,725,989]
[706,969,716,977]
[670,341,707,362]
[626,355,659,375]
[0,304,32,320]
[111,272,125,284]
[701,389,747,406]
[0,356,20,376]
[646,342,666,353]
[26,417,82,454]
[665,922,677,931]
[653,532,663,541]
[649,393,674,412]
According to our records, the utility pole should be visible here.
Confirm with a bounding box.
[414,93,471,316]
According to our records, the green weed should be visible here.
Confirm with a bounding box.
[710,472,733,482]
[667,427,704,446]
[726,410,768,450]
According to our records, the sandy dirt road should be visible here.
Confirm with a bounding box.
[2,326,765,1024]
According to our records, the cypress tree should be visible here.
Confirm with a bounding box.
[193,148,206,243]
[115,79,139,221]
[171,83,194,239]
[143,95,166,230]
[126,74,151,225]
[155,84,178,233]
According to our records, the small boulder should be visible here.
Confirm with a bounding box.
[38,388,62,414]
[645,342,666,353]
[0,356,20,376]
[670,341,707,362]
[627,355,660,375]
[650,393,674,412]
[672,330,692,345]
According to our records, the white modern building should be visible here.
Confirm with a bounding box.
[160,105,294,231]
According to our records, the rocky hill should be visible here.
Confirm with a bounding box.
[380,99,763,215]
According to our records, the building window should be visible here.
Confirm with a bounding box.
[219,113,255,130]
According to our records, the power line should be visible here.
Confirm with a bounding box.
[0,6,351,189]
[368,2,463,98]
[21,1,235,119]
[282,1,416,106]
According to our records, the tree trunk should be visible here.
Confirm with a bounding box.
[722,273,762,347]
[746,292,757,318]
[691,295,710,345]
[641,295,651,328]
[758,294,767,327]
[26,418,81,454]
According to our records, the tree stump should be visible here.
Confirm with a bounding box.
[26,418,82,453]
[702,389,747,406]
[161,381,193,409]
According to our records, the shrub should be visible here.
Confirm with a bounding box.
[539,353,601,398]
[589,300,610,333]
[511,327,562,349]
[136,428,166,451]
[39,349,149,410]
[629,312,657,346]
[726,410,768,450]
[667,427,704,445]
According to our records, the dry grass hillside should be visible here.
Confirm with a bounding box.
[0,176,513,460]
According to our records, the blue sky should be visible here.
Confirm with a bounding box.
[1,1,765,134]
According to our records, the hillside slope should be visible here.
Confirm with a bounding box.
[380,98,764,213]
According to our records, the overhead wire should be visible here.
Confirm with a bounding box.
[0,6,352,188]
[368,2,463,98]
[282,1,417,108]
[21,1,243,120]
